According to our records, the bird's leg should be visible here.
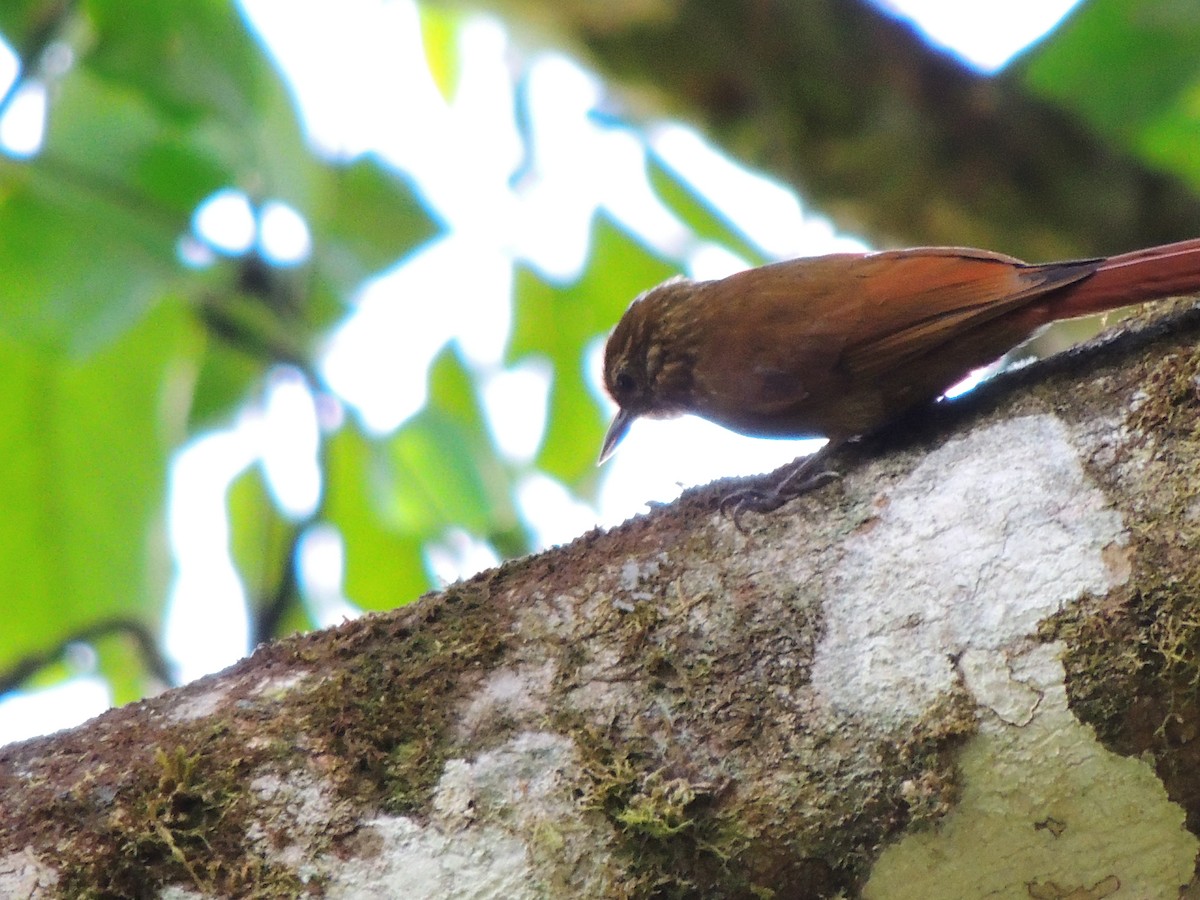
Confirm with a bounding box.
[719,441,844,531]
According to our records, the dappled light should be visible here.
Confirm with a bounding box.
[0,0,1194,757]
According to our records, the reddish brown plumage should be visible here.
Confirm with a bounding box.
[600,238,1200,462]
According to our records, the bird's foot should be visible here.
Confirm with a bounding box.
[719,454,841,532]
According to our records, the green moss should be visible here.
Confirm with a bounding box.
[134,747,226,886]
[298,580,511,814]
[55,739,307,899]
[890,690,978,830]
[1127,344,1200,443]
[1051,337,1200,832]
[598,766,698,840]
[576,736,749,899]
[1042,597,1144,736]
[384,738,444,812]
[36,574,513,896]
[533,508,981,899]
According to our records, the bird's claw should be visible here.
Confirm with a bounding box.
[719,469,840,533]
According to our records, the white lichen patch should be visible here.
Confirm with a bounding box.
[325,732,613,898]
[619,557,661,596]
[168,685,229,723]
[431,732,578,830]
[168,659,310,727]
[456,662,556,739]
[158,887,209,900]
[250,671,311,700]
[0,847,58,897]
[324,814,533,900]
[812,415,1128,724]
[247,770,336,873]
[865,642,1198,897]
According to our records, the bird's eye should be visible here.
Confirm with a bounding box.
[614,371,636,394]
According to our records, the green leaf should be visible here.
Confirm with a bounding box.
[0,56,236,353]
[0,2,439,356]
[0,65,229,353]
[308,157,443,296]
[0,1,51,42]
[0,2,72,82]
[325,425,431,612]
[95,628,158,706]
[0,158,182,354]
[1022,0,1200,143]
[385,347,525,546]
[83,0,275,127]
[46,67,232,216]
[646,152,770,266]
[508,215,677,489]
[227,462,297,624]
[0,1,71,63]
[1128,86,1200,190]
[420,4,463,103]
[0,0,346,356]
[187,332,263,429]
[325,347,530,608]
[0,298,197,681]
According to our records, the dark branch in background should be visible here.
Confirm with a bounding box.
[198,300,308,372]
[490,0,1200,259]
[0,64,22,121]
[196,251,316,370]
[248,527,304,647]
[0,0,79,120]
[0,617,173,695]
[201,260,333,648]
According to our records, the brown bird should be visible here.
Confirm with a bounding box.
[599,238,1200,514]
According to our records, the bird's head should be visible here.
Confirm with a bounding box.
[599,276,703,463]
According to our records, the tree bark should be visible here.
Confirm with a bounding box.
[4,302,1200,896]
[488,0,1200,259]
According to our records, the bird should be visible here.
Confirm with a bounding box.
[599,237,1200,516]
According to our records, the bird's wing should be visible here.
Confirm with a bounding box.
[688,248,1102,429]
[837,248,1101,379]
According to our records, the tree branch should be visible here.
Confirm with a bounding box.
[3,302,1200,895]
[0,616,171,695]
[487,0,1200,258]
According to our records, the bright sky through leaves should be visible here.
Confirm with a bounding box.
[881,0,1084,71]
[0,0,1085,744]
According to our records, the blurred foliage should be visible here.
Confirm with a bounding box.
[0,0,441,702]
[0,301,193,680]
[419,4,464,103]
[1019,0,1200,189]
[1,0,1200,713]
[508,216,679,488]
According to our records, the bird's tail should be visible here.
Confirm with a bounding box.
[1050,237,1200,318]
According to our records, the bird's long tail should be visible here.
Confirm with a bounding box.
[1050,236,1200,318]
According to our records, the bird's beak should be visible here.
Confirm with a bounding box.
[598,408,634,464]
